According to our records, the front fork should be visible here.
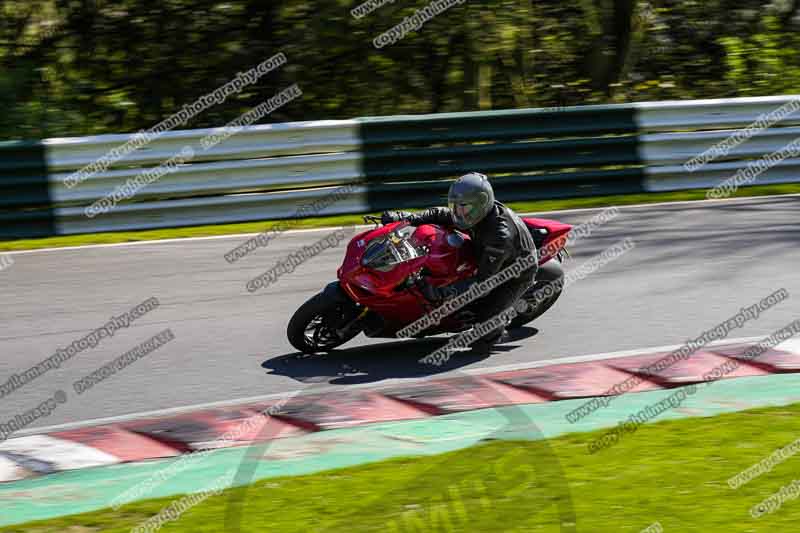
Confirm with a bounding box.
[335,306,370,338]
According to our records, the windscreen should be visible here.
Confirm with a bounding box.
[360,225,424,272]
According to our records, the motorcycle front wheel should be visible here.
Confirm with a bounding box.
[287,291,361,354]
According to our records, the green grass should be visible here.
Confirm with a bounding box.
[2,183,799,252]
[6,402,800,532]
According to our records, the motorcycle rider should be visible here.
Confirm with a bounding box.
[381,172,538,350]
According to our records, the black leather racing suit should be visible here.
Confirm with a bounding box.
[397,201,538,341]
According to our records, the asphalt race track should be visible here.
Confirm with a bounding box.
[1,195,799,431]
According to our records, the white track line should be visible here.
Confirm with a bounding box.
[6,193,799,256]
[11,336,769,438]
[529,192,800,216]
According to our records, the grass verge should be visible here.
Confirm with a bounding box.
[5,401,800,532]
[2,183,799,252]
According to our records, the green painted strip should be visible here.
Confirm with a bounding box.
[357,106,640,146]
[2,373,800,527]
[0,140,55,238]
[358,105,642,212]
[361,137,640,179]
[365,168,647,212]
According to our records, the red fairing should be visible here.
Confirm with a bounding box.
[523,217,573,264]
[410,224,476,283]
[338,222,477,329]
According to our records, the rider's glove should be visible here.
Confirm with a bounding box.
[381,211,403,225]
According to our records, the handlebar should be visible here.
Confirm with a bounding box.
[363,215,382,225]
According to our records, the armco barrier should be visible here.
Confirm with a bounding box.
[1,95,799,238]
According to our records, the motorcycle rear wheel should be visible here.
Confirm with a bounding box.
[287,291,361,354]
[509,261,565,329]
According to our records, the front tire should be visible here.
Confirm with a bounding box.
[287,290,361,354]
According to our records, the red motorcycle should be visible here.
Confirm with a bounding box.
[287,215,572,354]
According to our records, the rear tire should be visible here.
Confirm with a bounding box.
[287,291,361,354]
[509,261,565,329]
